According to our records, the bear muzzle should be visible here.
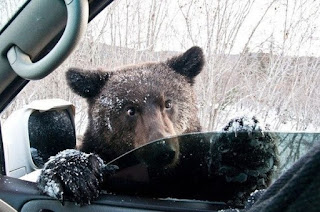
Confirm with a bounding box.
[134,110,176,148]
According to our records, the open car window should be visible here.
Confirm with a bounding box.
[3,0,320,133]
[1,0,320,211]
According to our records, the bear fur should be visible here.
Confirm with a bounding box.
[66,46,203,162]
[37,46,278,207]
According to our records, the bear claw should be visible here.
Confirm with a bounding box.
[37,149,116,205]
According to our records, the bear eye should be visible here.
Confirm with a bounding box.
[165,100,172,109]
[127,107,136,116]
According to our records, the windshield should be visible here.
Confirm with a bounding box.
[0,0,28,31]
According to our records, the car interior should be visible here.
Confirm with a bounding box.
[0,0,232,211]
[0,0,319,211]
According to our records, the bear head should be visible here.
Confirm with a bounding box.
[66,46,204,162]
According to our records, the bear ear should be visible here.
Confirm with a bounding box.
[166,46,205,84]
[66,68,109,98]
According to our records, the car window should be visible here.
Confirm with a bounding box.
[0,0,28,31]
[106,131,320,200]
[1,0,320,194]
[3,0,320,133]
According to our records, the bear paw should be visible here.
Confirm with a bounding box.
[210,116,278,205]
[37,149,118,205]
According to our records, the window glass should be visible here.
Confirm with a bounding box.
[107,132,320,200]
[0,0,27,31]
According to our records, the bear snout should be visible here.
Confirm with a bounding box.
[133,110,176,148]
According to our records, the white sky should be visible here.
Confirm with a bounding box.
[2,0,320,56]
[90,0,320,57]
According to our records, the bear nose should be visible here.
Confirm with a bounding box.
[146,110,175,142]
[134,106,176,148]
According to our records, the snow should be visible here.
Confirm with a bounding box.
[45,149,91,164]
[106,117,113,131]
[215,105,319,132]
[99,96,114,108]
[218,209,240,212]
[245,189,260,206]
[37,149,104,201]
[222,116,263,136]
[43,177,63,199]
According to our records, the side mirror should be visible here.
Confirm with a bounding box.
[1,99,76,178]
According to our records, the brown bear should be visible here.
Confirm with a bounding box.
[67,46,203,163]
[37,46,278,207]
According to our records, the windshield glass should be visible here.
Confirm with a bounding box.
[0,0,28,31]
[106,131,320,202]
